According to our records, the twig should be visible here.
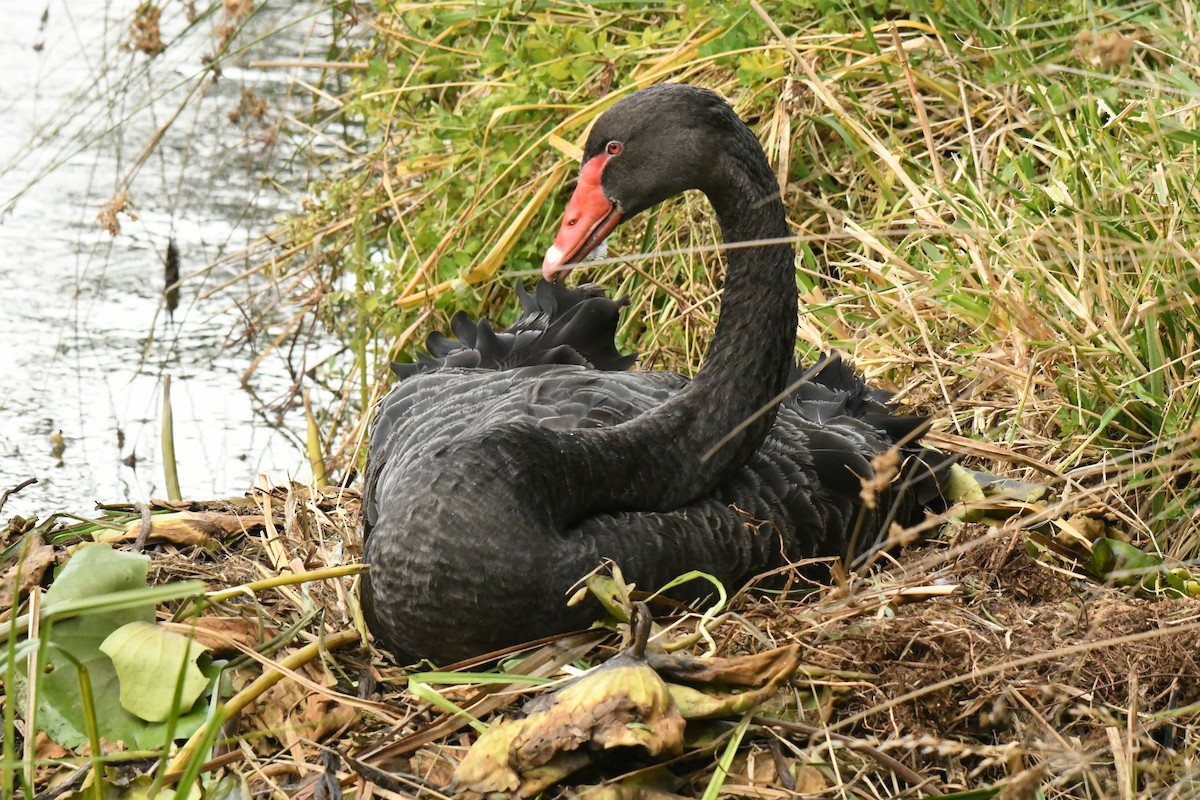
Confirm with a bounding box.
[333,747,451,799]
[751,716,925,786]
[0,478,37,515]
[132,503,153,552]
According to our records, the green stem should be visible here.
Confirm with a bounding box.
[74,662,105,800]
[165,629,360,787]
[196,564,366,607]
[2,572,26,800]
[354,221,369,414]
[0,582,206,646]
[303,389,329,489]
[162,375,181,501]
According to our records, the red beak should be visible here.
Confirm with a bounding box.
[542,155,623,282]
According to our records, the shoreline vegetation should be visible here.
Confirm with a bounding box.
[4,1,1200,798]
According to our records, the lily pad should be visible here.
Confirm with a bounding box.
[100,621,211,722]
[15,543,214,749]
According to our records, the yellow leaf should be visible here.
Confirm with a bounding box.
[97,511,265,546]
[454,649,684,795]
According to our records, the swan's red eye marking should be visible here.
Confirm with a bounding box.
[543,153,624,282]
[606,141,623,156]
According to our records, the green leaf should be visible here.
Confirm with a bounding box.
[99,621,210,722]
[1085,538,1197,598]
[43,541,153,610]
[945,464,986,521]
[16,543,214,749]
[28,544,155,748]
[945,464,986,504]
[1087,537,1162,583]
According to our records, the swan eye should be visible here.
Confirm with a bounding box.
[606,141,623,156]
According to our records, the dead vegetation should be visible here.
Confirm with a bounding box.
[5,476,1200,799]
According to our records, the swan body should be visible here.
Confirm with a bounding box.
[361,85,950,664]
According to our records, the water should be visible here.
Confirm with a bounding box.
[0,1,346,519]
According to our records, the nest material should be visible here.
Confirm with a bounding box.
[8,486,1200,799]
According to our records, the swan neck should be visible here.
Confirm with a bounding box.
[684,181,796,470]
[558,148,796,517]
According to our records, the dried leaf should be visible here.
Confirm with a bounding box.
[661,646,800,720]
[250,667,350,748]
[794,765,828,793]
[161,616,267,655]
[34,731,69,761]
[454,715,532,795]
[454,649,684,796]
[255,679,308,747]
[96,512,265,546]
[303,691,355,743]
[649,645,800,690]
[0,535,58,615]
[453,610,806,795]
[515,653,684,765]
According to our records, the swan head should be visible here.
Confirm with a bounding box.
[542,84,739,282]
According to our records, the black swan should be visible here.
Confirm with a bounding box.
[361,84,951,664]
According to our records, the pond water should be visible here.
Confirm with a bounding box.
[0,1,347,519]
